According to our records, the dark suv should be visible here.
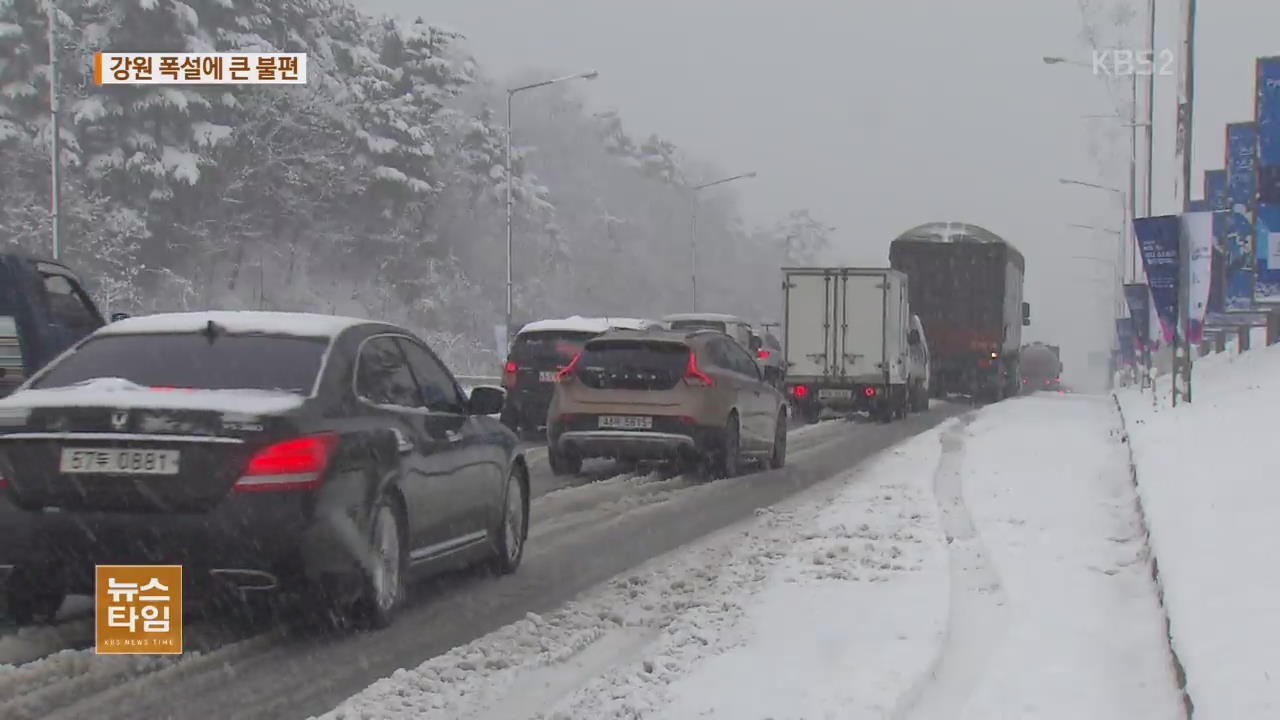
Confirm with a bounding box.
[500,317,659,439]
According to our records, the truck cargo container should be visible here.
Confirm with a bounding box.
[781,267,917,423]
[888,222,1030,402]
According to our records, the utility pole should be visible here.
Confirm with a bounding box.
[47,0,61,260]
[1145,0,1156,218]
[1181,0,1198,403]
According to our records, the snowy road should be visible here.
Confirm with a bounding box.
[0,403,967,720]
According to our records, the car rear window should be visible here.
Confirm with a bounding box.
[578,340,689,391]
[764,334,781,350]
[669,320,726,334]
[512,330,596,362]
[30,333,328,393]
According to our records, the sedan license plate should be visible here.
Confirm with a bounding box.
[598,415,653,430]
[818,388,853,399]
[59,448,181,475]
[539,371,557,382]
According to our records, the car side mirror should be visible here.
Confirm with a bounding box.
[1021,302,1031,326]
[468,385,506,416]
[110,312,130,323]
[908,329,921,345]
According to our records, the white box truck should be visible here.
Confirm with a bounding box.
[781,267,915,423]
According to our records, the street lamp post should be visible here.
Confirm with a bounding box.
[504,69,599,345]
[1043,56,1151,281]
[47,0,61,260]
[689,171,757,311]
[1059,179,1129,295]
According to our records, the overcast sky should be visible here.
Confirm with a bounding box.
[367,0,1276,386]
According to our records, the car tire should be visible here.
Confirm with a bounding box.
[489,463,528,575]
[548,445,582,476]
[499,403,519,435]
[353,494,407,630]
[768,410,787,469]
[4,570,66,626]
[712,414,742,478]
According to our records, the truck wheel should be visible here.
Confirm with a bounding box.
[800,401,821,425]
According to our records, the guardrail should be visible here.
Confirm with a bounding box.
[456,375,502,387]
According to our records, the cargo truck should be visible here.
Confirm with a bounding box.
[888,222,1030,402]
[781,267,916,424]
[1020,342,1063,392]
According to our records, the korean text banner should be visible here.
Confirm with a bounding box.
[1256,58,1280,301]
[1181,211,1214,343]
[1123,283,1152,345]
[1135,215,1181,344]
[1205,169,1229,314]
[1225,123,1258,309]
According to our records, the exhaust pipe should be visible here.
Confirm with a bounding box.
[209,568,278,592]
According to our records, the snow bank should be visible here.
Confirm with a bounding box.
[320,425,952,720]
[1118,344,1280,719]
[952,396,1182,719]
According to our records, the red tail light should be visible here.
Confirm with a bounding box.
[757,349,770,360]
[792,385,808,399]
[0,476,7,490]
[556,353,581,382]
[685,352,713,387]
[864,387,876,397]
[503,360,517,389]
[233,433,339,493]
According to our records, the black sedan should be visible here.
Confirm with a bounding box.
[0,311,529,628]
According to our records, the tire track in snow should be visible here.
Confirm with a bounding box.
[892,414,1010,720]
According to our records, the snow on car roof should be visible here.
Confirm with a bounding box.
[662,313,744,323]
[517,316,659,335]
[0,378,306,415]
[96,311,370,337]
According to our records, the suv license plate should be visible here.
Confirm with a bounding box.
[59,448,181,475]
[598,415,653,430]
[539,371,557,382]
[818,389,853,399]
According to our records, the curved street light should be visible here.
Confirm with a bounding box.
[689,171,757,310]
[504,69,600,344]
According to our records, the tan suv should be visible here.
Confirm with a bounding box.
[546,328,788,478]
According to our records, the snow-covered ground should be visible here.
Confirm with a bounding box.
[322,393,1183,719]
[1118,343,1280,719]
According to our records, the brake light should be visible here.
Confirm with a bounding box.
[503,361,517,389]
[233,433,339,493]
[864,387,876,397]
[0,476,7,490]
[685,352,713,387]
[556,353,581,382]
[793,385,808,399]
[757,349,770,360]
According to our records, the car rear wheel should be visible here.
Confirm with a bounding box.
[354,496,406,629]
[768,410,787,469]
[548,445,582,476]
[489,464,528,575]
[712,414,742,478]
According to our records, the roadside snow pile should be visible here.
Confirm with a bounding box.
[319,425,952,720]
[1118,345,1280,720]
[946,396,1182,719]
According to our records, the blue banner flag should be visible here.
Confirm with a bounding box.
[1116,318,1136,362]
[1135,215,1181,343]
[1256,59,1280,301]
[1123,283,1152,346]
[1205,170,1229,314]
[1225,123,1257,309]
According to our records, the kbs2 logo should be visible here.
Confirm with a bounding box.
[95,564,183,655]
[1092,49,1175,77]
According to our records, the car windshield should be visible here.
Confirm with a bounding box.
[669,319,726,333]
[30,333,328,393]
[511,330,596,362]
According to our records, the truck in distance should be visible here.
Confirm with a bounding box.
[781,267,916,424]
[888,222,1030,403]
